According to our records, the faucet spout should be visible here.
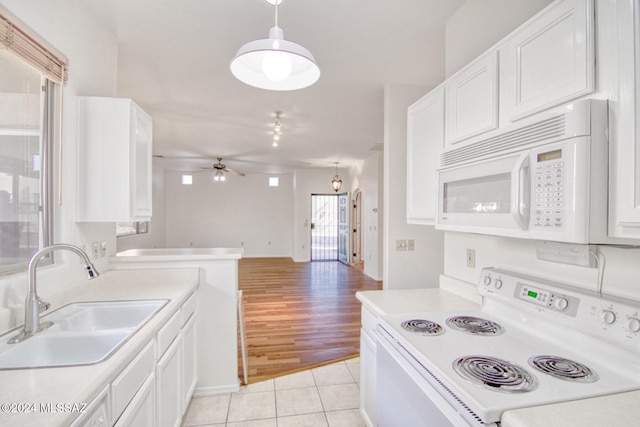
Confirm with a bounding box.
[8,243,100,344]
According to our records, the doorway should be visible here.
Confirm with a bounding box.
[311,193,349,262]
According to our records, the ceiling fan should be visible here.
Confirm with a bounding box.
[200,158,246,181]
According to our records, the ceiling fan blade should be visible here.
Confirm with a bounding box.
[224,168,246,177]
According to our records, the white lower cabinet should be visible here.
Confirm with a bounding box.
[359,306,378,427]
[115,374,155,427]
[156,338,182,427]
[72,294,197,427]
[112,341,155,421]
[181,314,197,410]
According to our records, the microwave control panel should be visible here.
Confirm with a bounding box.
[533,148,564,230]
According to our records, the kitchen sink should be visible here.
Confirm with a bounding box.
[46,300,168,331]
[0,299,168,370]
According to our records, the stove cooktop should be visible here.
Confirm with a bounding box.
[378,309,640,424]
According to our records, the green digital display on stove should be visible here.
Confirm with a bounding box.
[527,290,538,298]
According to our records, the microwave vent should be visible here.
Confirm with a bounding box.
[440,115,567,168]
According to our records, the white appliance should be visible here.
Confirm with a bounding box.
[375,268,640,426]
[436,99,610,244]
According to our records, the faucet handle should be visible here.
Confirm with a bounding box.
[37,297,51,312]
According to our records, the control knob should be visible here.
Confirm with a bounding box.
[483,276,492,286]
[553,297,569,311]
[601,310,617,325]
[494,279,503,289]
[626,317,640,334]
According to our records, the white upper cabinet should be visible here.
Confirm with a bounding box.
[499,0,594,122]
[445,50,499,145]
[77,97,153,222]
[609,0,640,238]
[407,86,444,225]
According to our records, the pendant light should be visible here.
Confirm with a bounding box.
[230,0,320,91]
[331,162,342,192]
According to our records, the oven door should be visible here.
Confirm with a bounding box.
[436,152,530,238]
[376,331,476,427]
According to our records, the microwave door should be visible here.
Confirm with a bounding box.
[437,153,531,238]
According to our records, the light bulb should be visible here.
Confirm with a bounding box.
[220,174,226,182]
[262,50,292,82]
[273,133,280,141]
[272,140,279,147]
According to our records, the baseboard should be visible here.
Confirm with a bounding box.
[193,381,240,396]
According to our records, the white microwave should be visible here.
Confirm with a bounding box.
[436,99,610,244]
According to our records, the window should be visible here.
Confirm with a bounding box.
[181,174,193,185]
[0,6,68,275]
[269,176,279,187]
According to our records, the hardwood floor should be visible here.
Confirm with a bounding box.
[238,258,382,383]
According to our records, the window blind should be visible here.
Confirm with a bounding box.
[0,7,69,85]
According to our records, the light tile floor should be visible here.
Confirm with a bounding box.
[182,358,364,427]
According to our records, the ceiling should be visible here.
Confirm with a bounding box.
[84,0,465,174]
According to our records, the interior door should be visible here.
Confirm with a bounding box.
[338,192,349,264]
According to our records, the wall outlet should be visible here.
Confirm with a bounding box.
[407,240,415,251]
[466,248,476,268]
[91,242,99,259]
[396,239,407,251]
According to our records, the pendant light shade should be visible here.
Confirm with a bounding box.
[230,0,320,91]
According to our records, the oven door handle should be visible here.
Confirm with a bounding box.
[511,153,530,230]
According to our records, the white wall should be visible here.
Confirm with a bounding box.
[163,170,294,257]
[0,0,119,332]
[442,0,640,301]
[349,151,383,281]
[383,84,445,289]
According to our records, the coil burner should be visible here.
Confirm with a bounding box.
[453,355,538,393]
[401,319,444,336]
[446,316,504,336]
[528,355,599,383]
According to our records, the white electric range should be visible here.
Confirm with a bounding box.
[375,268,640,426]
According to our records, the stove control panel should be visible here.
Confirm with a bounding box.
[514,283,580,317]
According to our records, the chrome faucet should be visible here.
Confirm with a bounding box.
[8,243,100,344]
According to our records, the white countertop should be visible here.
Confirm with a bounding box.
[357,287,640,427]
[0,268,199,427]
[501,390,640,427]
[112,247,243,262]
[356,288,481,316]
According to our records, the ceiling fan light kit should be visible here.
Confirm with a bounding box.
[201,157,246,182]
[230,0,320,91]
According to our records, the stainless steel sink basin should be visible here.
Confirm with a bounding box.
[0,299,168,370]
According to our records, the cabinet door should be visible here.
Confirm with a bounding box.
[115,374,155,427]
[181,315,197,411]
[131,104,153,220]
[445,50,498,145]
[609,0,640,237]
[156,338,181,427]
[359,329,377,427]
[407,87,444,225]
[499,0,594,122]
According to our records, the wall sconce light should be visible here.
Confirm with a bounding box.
[331,162,342,192]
